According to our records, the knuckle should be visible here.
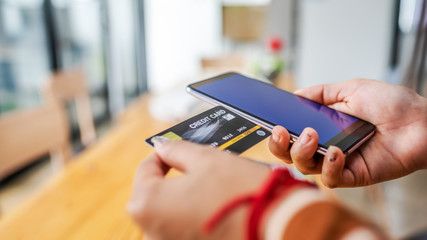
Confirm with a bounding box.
[127,202,149,226]
[323,180,338,189]
[127,183,158,226]
[281,158,293,164]
[290,150,318,174]
[269,140,291,161]
[321,173,340,188]
[296,166,311,175]
[203,154,220,170]
[161,142,179,160]
[272,150,291,161]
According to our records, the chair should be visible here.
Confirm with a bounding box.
[0,104,71,180]
[43,69,96,147]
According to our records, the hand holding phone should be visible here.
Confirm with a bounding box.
[188,74,427,188]
[187,72,375,156]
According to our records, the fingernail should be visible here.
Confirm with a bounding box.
[151,136,170,148]
[299,131,311,145]
[272,130,281,143]
[327,147,337,162]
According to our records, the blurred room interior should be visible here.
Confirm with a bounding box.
[0,0,426,239]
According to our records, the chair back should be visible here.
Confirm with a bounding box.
[0,104,71,180]
[44,69,96,146]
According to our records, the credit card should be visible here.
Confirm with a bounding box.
[146,106,271,154]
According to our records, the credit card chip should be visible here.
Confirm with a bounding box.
[161,131,182,141]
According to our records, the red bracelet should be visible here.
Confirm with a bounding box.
[202,167,317,240]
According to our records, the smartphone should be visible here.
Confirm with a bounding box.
[187,72,375,156]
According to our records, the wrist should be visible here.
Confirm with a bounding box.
[202,166,317,240]
[262,187,328,240]
[210,204,247,240]
[422,98,427,169]
[416,96,427,170]
[259,185,317,240]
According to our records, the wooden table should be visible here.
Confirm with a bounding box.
[0,94,287,239]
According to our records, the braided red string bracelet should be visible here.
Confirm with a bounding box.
[202,167,317,240]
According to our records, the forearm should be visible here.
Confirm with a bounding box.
[203,166,389,240]
[413,95,427,170]
[263,188,389,240]
[420,96,427,169]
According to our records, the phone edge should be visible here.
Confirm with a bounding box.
[186,73,376,157]
[186,86,331,155]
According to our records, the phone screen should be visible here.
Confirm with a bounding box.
[189,73,375,151]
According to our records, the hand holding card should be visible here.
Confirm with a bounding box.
[146,106,270,154]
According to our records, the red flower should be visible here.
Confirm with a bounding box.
[269,37,283,53]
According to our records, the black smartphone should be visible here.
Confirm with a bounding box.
[187,72,375,155]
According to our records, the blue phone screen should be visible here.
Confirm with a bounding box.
[194,74,358,145]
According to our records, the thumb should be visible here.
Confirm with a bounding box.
[294,83,347,106]
[321,146,345,188]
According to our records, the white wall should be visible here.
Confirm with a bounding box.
[144,0,222,93]
[295,0,395,88]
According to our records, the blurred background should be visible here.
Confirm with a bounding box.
[0,0,426,239]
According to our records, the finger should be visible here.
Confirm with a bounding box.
[321,146,345,188]
[152,136,217,172]
[290,128,321,174]
[135,153,170,183]
[268,125,292,164]
[127,154,169,224]
[294,83,347,106]
[339,151,367,187]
